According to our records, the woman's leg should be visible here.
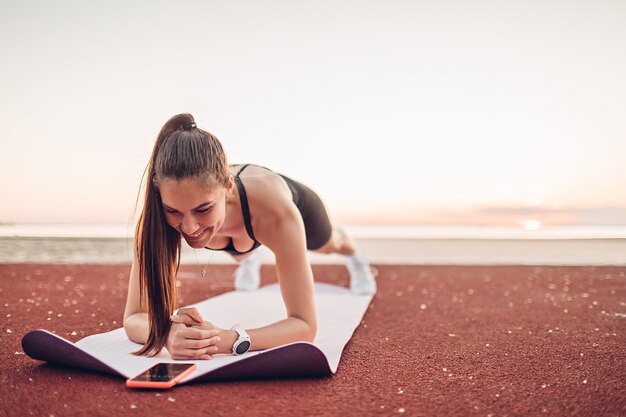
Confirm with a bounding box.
[277,174,376,294]
[313,229,377,295]
[313,229,355,256]
[232,250,262,291]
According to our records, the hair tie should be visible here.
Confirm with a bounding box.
[184,122,197,130]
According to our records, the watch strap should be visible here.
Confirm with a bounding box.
[231,325,251,355]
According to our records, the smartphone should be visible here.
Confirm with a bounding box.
[126,363,197,389]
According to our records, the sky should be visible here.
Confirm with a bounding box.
[1,0,625,226]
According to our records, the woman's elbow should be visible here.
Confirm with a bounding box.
[123,318,138,343]
[305,320,318,342]
[292,315,317,342]
[123,313,148,344]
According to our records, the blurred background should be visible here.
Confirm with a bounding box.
[1,0,625,264]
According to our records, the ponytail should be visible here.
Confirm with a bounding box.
[133,113,230,356]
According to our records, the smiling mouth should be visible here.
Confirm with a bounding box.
[183,227,212,242]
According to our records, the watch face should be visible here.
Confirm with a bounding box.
[235,340,251,355]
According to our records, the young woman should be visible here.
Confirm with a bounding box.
[123,113,376,360]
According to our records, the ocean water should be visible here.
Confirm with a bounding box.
[1,223,625,265]
[2,223,626,239]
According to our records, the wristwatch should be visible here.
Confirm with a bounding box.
[231,325,251,355]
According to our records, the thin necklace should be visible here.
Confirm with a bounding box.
[193,249,214,278]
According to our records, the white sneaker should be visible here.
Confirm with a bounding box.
[346,250,377,295]
[234,250,261,291]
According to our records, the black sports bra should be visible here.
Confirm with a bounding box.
[206,164,261,256]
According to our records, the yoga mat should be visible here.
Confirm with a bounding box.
[22,282,373,384]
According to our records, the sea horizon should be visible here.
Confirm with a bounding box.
[1,222,626,240]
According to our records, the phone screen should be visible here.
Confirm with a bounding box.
[130,363,195,382]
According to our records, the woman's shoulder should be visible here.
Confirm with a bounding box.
[239,165,290,198]
[229,163,273,177]
[240,169,303,248]
[236,164,295,219]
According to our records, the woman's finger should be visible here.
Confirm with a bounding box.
[171,309,204,326]
[176,307,203,323]
[191,320,216,331]
[170,314,197,326]
[182,336,221,350]
[171,354,211,360]
[173,346,219,360]
[182,327,220,340]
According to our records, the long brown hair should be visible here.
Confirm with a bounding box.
[134,113,229,356]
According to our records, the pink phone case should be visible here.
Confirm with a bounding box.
[126,363,197,389]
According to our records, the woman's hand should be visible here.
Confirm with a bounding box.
[170,307,204,326]
[166,323,221,360]
[166,308,221,360]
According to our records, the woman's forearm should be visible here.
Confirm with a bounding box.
[125,312,317,355]
[215,316,317,355]
[123,312,149,344]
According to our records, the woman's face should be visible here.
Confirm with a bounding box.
[159,176,232,249]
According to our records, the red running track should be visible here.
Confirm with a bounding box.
[1,264,624,416]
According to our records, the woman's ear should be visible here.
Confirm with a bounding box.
[225,175,234,193]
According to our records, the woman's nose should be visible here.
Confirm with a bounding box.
[180,216,199,235]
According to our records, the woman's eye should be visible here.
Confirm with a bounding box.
[195,208,210,214]
[165,209,179,214]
